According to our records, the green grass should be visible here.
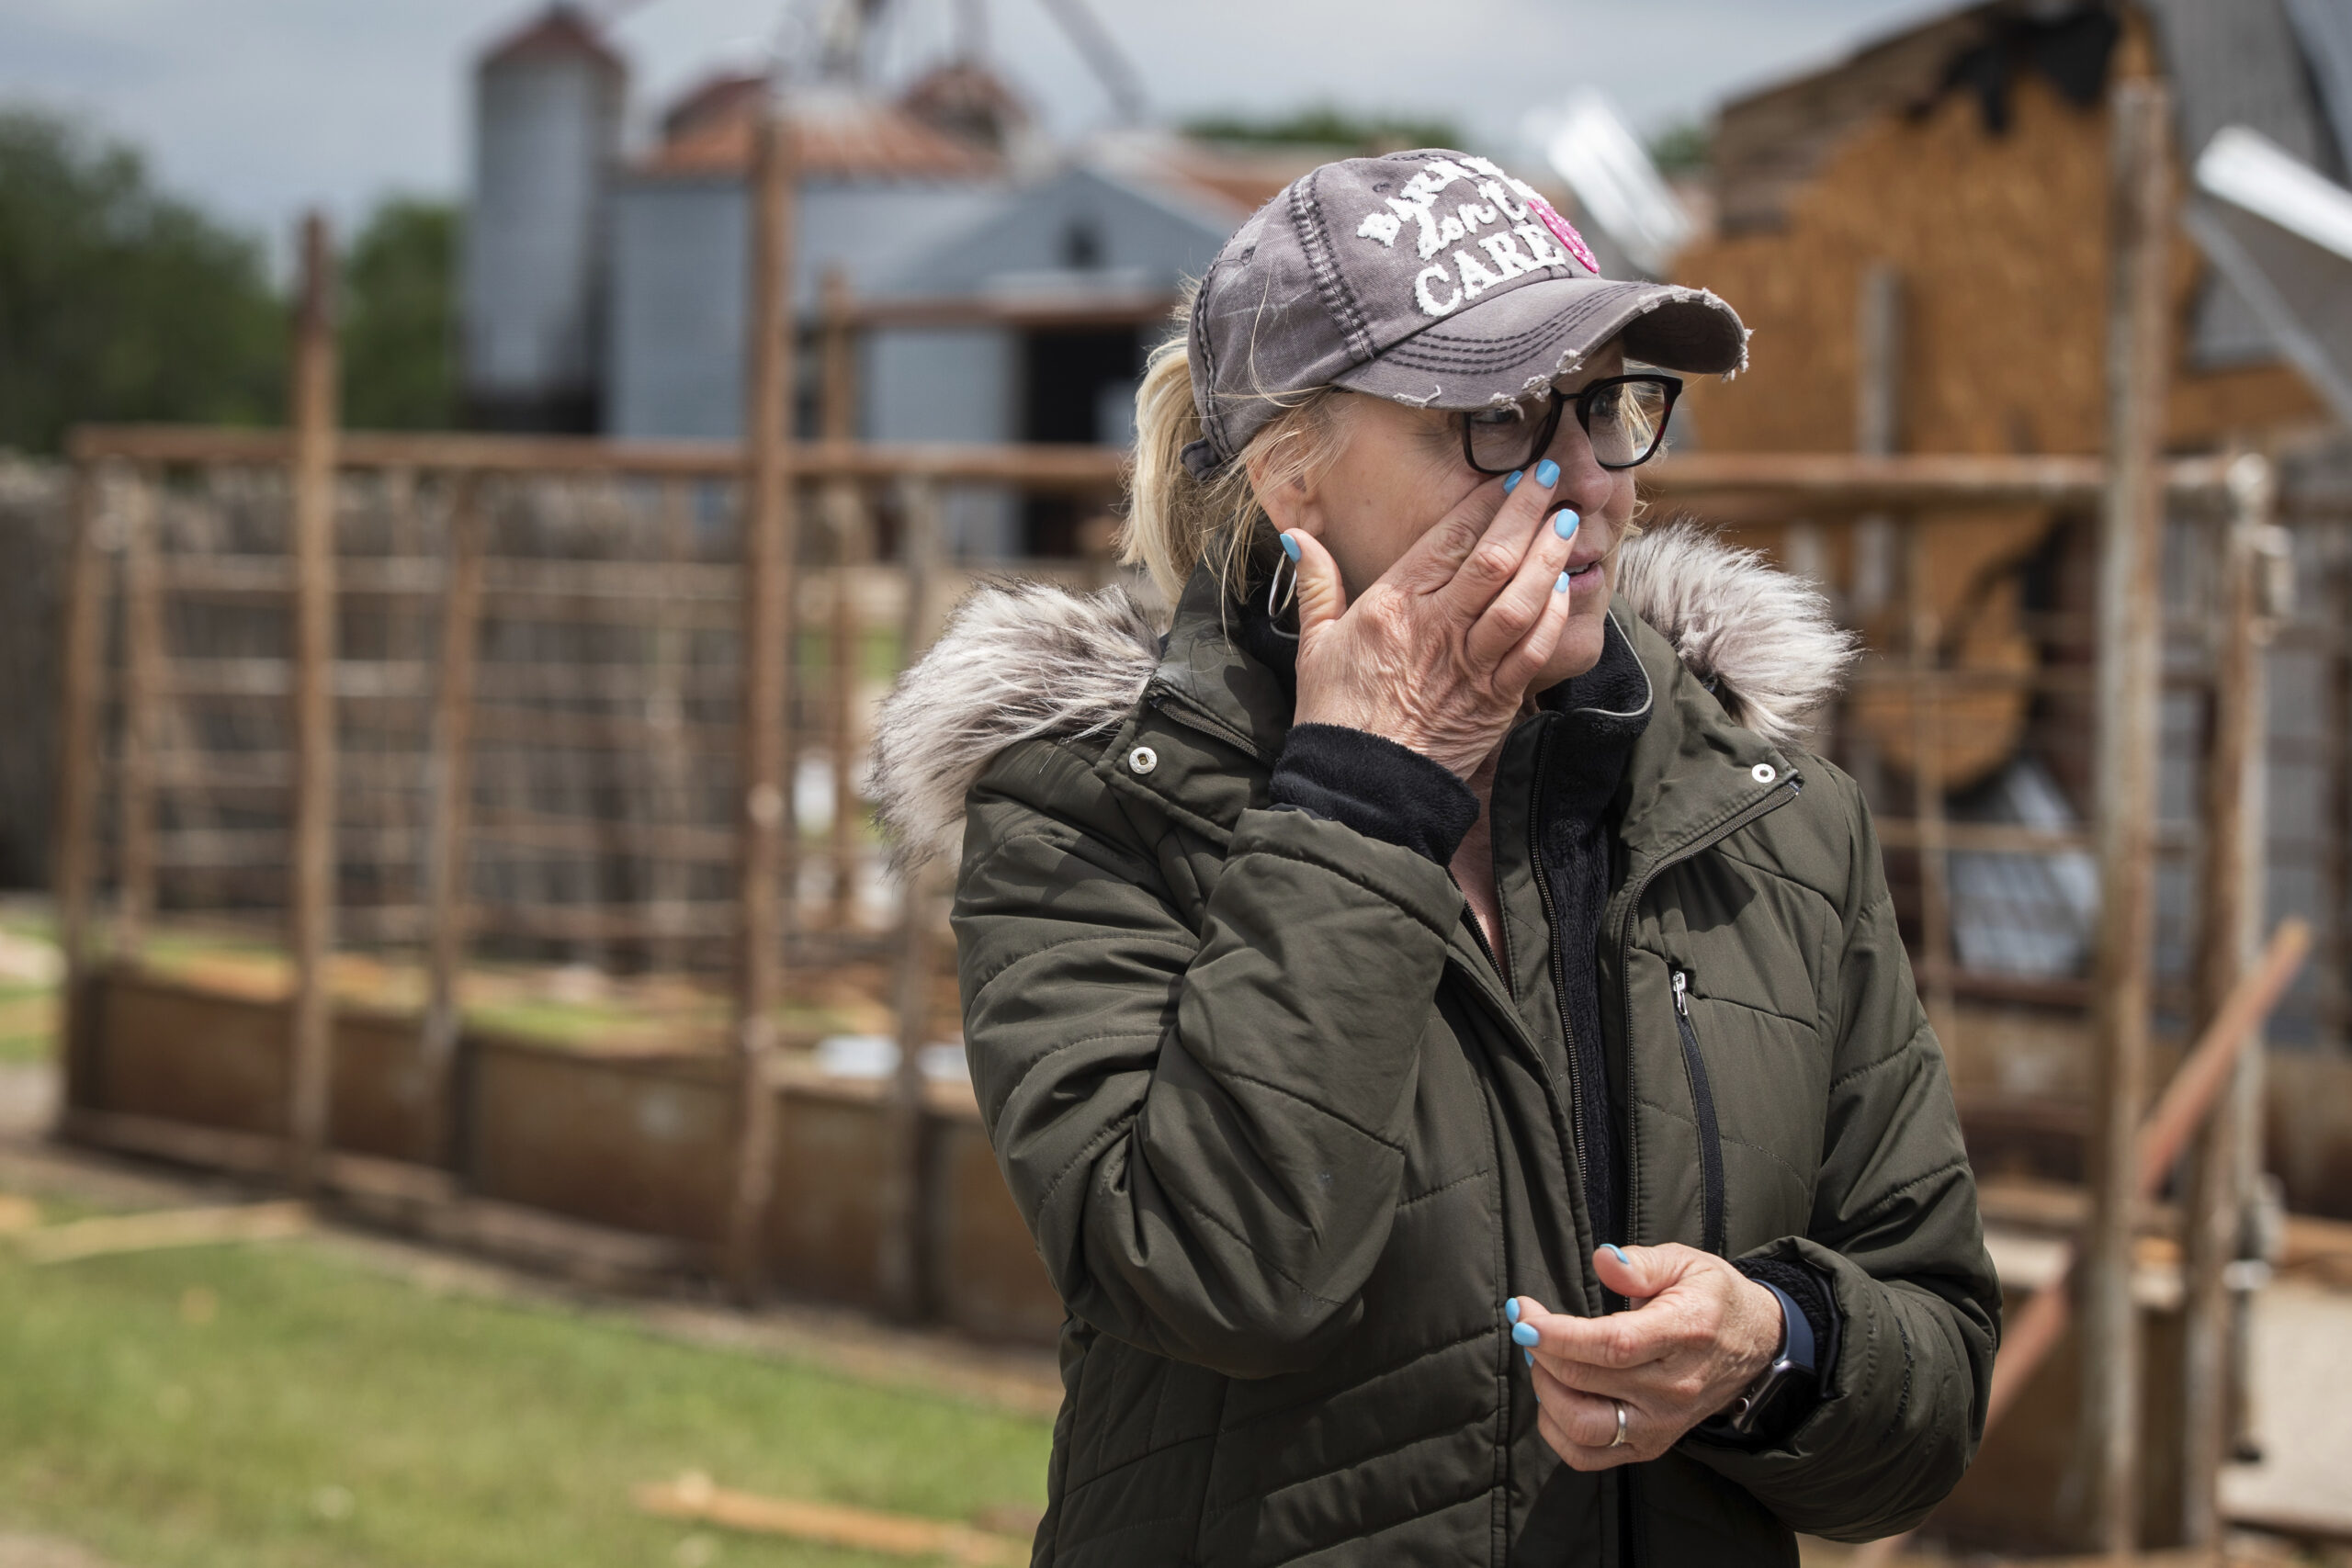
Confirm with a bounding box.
[0,1231,1054,1567]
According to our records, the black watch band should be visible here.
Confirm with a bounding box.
[1713,1280,1818,1439]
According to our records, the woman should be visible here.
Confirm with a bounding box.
[873,150,1998,1567]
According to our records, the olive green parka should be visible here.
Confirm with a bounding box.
[871,524,2000,1567]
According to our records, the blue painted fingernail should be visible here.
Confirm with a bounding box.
[1511,1321,1540,1348]
[1503,469,1523,494]
[1555,571,1572,594]
[1535,458,1560,487]
[1278,531,1300,562]
[1553,508,1580,539]
[1505,1299,1521,1325]
[1604,1244,1630,1267]
[1523,1347,1535,1368]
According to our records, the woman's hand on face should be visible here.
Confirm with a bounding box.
[1510,1245,1786,1471]
[1283,461,1582,779]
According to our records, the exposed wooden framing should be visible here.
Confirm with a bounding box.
[111,468,162,960]
[67,423,2237,508]
[724,104,797,1303]
[2080,80,2173,1557]
[286,212,342,1194]
[648,479,695,973]
[820,267,864,931]
[878,475,946,1310]
[2180,454,2276,1543]
[51,459,111,1120]
[420,474,487,1168]
[1903,520,1956,1038]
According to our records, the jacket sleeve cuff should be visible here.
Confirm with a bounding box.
[1726,1257,1841,1443]
[1268,723,1480,865]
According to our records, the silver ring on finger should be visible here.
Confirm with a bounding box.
[1609,1400,1629,1450]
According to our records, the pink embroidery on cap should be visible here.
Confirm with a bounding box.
[1526,194,1600,276]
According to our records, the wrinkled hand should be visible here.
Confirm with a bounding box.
[1284,466,1579,779]
[1512,1245,1784,1471]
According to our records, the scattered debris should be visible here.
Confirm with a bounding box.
[637,1472,1027,1566]
[12,1201,310,1265]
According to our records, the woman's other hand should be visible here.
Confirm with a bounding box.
[1510,1245,1785,1471]
[1283,459,1582,779]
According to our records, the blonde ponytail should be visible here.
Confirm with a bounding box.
[1122,286,1348,605]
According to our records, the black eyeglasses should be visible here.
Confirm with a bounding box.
[1457,373,1684,475]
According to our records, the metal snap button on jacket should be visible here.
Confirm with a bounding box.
[1128,745,1159,775]
[1751,762,1777,784]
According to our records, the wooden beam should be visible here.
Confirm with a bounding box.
[286,210,342,1195]
[820,269,869,933]
[51,460,111,1122]
[112,468,162,960]
[2081,78,2174,1558]
[1905,521,1957,1040]
[724,104,797,1304]
[420,473,487,1168]
[877,475,946,1313]
[2179,453,2277,1544]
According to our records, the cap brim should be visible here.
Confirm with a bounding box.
[1330,276,1747,411]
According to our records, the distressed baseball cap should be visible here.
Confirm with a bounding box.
[1180,148,1747,480]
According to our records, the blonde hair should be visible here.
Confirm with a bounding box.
[1123,287,1350,604]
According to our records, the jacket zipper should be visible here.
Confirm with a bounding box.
[1671,967,1728,1257]
[1614,779,1799,1245]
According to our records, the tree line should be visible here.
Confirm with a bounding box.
[0,107,459,455]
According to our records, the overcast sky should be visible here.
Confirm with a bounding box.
[1,0,1949,253]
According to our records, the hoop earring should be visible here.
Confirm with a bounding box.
[1266,553,1300,640]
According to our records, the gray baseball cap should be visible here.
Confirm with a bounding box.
[1181,148,1747,480]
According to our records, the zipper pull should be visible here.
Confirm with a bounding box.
[1672,967,1690,1018]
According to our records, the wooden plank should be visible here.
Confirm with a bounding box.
[2182,457,2276,1544]
[14,1200,312,1265]
[286,211,342,1195]
[66,424,1133,489]
[51,460,111,1118]
[2082,79,2175,1558]
[637,1474,1026,1566]
[725,106,797,1303]
[878,475,945,1311]
[1645,451,2229,507]
[421,474,487,1167]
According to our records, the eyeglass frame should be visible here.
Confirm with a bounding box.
[1455,372,1685,476]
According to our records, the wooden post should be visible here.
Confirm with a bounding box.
[725,103,798,1302]
[878,474,946,1309]
[112,468,162,961]
[821,266,865,931]
[2081,79,2172,1557]
[2179,453,2275,1543]
[1847,264,1903,799]
[51,459,112,1123]
[420,473,487,1169]
[286,211,342,1194]
[1905,523,1956,1037]
[648,479,695,974]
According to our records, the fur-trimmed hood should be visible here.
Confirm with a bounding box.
[869,522,1858,869]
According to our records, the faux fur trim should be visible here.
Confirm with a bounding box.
[868,578,1160,873]
[1611,519,1860,749]
[869,522,1857,867]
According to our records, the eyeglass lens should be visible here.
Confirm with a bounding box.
[1463,377,1675,473]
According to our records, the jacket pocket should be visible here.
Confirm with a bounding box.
[1671,966,1727,1257]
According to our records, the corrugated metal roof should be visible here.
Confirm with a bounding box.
[2143,0,2335,174]
[479,4,625,79]
[639,75,1000,182]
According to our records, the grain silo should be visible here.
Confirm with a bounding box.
[463,5,627,432]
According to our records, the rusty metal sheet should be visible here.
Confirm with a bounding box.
[930,1116,1063,1344]
[467,1040,734,1245]
[93,974,289,1136]
[766,1087,888,1308]
[329,1010,436,1164]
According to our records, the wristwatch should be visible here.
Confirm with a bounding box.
[1715,1280,1818,1439]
